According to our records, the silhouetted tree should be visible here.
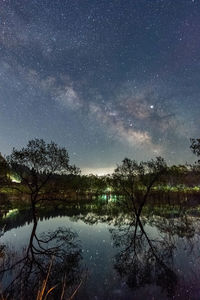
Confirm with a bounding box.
[0,153,9,187]
[190,138,200,163]
[6,139,79,219]
[190,138,200,185]
[112,156,167,215]
[167,165,188,187]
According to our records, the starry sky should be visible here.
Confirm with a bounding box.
[0,0,200,174]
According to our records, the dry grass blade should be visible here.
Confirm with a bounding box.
[60,274,66,300]
[0,259,86,300]
[67,272,87,300]
[67,279,83,300]
[36,258,54,300]
[43,284,59,300]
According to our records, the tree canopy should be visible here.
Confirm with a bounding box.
[112,156,167,213]
[6,139,79,208]
[190,138,200,163]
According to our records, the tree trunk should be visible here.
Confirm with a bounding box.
[31,194,37,223]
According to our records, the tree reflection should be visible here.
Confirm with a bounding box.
[110,200,200,298]
[110,210,179,298]
[0,218,83,300]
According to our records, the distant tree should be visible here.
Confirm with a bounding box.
[85,175,108,194]
[72,175,108,195]
[112,157,167,215]
[190,138,200,185]
[6,139,79,219]
[167,165,189,187]
[190,138,200,164]
[0,153,9,186]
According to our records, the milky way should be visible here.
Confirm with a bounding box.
[0,0,200,174]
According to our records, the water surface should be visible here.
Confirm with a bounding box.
[0,204,200,299]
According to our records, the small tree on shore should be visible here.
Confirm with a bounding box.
[112,156,167,215]
[0,153,9,187]
[6,139,79,219]
[190,138,200,184]
[190,138,200,164]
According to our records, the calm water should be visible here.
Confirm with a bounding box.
[0,204,200,299]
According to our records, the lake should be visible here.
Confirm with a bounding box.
[0,203,200,299]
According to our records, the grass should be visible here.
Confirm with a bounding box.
[0,258,85,300]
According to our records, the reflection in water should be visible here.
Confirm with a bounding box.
[0,228,5,260]
[1,202,200,299]
[0,218,83,299]
[110,203,200,299]
[110,213,177,297]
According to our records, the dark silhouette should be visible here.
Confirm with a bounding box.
[190,138,200,163]
[0,153,9,187]
[109,196,200,299]
[0,216,83,299]
[110,207,193,298]
[6,139,79,220]
[112,156,167,216]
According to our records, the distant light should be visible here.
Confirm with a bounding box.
[150,105,154,109]
[11,179,20,183]
[3,209,19,219]
[82,167,114,176]
[9,174,21,183]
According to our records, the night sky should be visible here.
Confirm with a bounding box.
[0,0,200,174]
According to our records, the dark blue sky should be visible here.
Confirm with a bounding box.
[0,0,199,174]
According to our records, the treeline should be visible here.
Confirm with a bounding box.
[0,138,200,206]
